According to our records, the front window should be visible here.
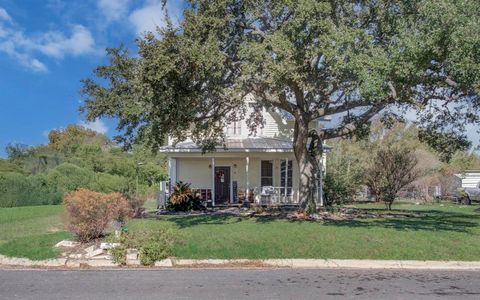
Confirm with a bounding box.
[261,160,273,187]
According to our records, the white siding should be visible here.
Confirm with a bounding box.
[457,172,480,188]
[173,153,299,201]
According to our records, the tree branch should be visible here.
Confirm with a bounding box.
[323,104,386,139]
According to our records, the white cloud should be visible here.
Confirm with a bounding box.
[98,0,130,22]
[128,0,182,35]
[0,7,96,72]
[0,7,11,22]
[29,58,48,73]
[79,119,108,134]
[36,25,95,59]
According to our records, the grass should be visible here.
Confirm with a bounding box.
[128,203,480,261]
[0,205,70,260]
[1,202,479,261]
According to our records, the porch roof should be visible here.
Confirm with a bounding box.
[159,137,331,153]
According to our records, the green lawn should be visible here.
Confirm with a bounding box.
[0,205,70,260]
[1,203,479,261]
[129,203,480,261]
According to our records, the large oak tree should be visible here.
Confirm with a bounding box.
[81,0,480,209]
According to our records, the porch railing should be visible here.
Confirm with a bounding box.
[255,186,298,205]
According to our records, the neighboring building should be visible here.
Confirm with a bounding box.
[159,98,329,206]
[455,171,480,188]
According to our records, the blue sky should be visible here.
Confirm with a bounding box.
[0,0,184,157]
[0,1,478,158]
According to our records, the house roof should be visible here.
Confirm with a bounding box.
[159,137,331,153]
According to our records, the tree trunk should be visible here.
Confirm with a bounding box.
[293,117,321,212]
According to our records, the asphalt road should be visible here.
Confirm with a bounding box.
[0,268,479,299]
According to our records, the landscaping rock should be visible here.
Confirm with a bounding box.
[154,259,173,267]
[85,248,104,258]
[55,240,80,248]
[126,249,140,265]
[84,245,96,253]
[100,242,120,250]
[126,249,139,260]
[90,254,113,260]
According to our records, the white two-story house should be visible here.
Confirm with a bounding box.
[159,102,329,206]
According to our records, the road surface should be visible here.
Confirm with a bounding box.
[1,268,479,299]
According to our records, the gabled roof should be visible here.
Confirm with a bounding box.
[160,137,331,153]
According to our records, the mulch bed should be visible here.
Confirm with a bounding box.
[141,207,423,222]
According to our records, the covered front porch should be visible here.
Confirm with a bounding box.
[169,152,300,206]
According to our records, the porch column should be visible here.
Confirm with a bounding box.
[211,157,215,206]
[168,157,177,192]
[284,157,289,201]
[245,156,250,202]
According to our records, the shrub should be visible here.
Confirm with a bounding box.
[365,145,419,210]
[0,172,30,207]
[0,172,64,207]
[29,174,62,205]
[47,163,94,194]
[110,226,176,266]
[167,182,204,212]
[90,173,129,194]
[63,189,131,242]
[324,173,356,206]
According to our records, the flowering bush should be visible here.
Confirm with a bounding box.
[63,188,130,242]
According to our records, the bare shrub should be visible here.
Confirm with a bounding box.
[365,146,420,210]
[63,188,130,242]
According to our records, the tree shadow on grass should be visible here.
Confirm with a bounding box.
[250,208,480,234]
[163,215,244,229]
[157,208,479,233]
[321,209,479,234]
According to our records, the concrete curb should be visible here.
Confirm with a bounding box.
[1,255,480,270]
[172,259,480,270]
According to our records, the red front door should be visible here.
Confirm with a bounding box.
[215,166,231,205]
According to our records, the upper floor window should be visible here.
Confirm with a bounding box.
[226,121,242,136]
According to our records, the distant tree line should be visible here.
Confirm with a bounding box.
[0,125,167,207]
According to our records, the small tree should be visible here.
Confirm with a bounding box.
[365,146,419,210]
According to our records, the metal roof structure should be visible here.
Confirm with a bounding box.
[160,137,331,153]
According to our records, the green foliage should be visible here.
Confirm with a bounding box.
[48,124,111,154]
[28,174,62,205]
[167,182,205,212]
[47,163,94,195]
[418,129,471,163]
[324,174,355,206]
[90,173,129,194]
[109,246,126,265]
[0,172,61,207]
[0,159,25,174]
[110,226,176,266]
[1,123,167,207]
[80,0,480,205]
[0,172,31,207]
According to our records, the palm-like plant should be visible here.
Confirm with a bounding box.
[169,182,192,205]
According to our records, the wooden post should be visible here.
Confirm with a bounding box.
[168,157,177,193]
[211,157,215,206]
[246,156,250,202]
[285,158,289,203]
